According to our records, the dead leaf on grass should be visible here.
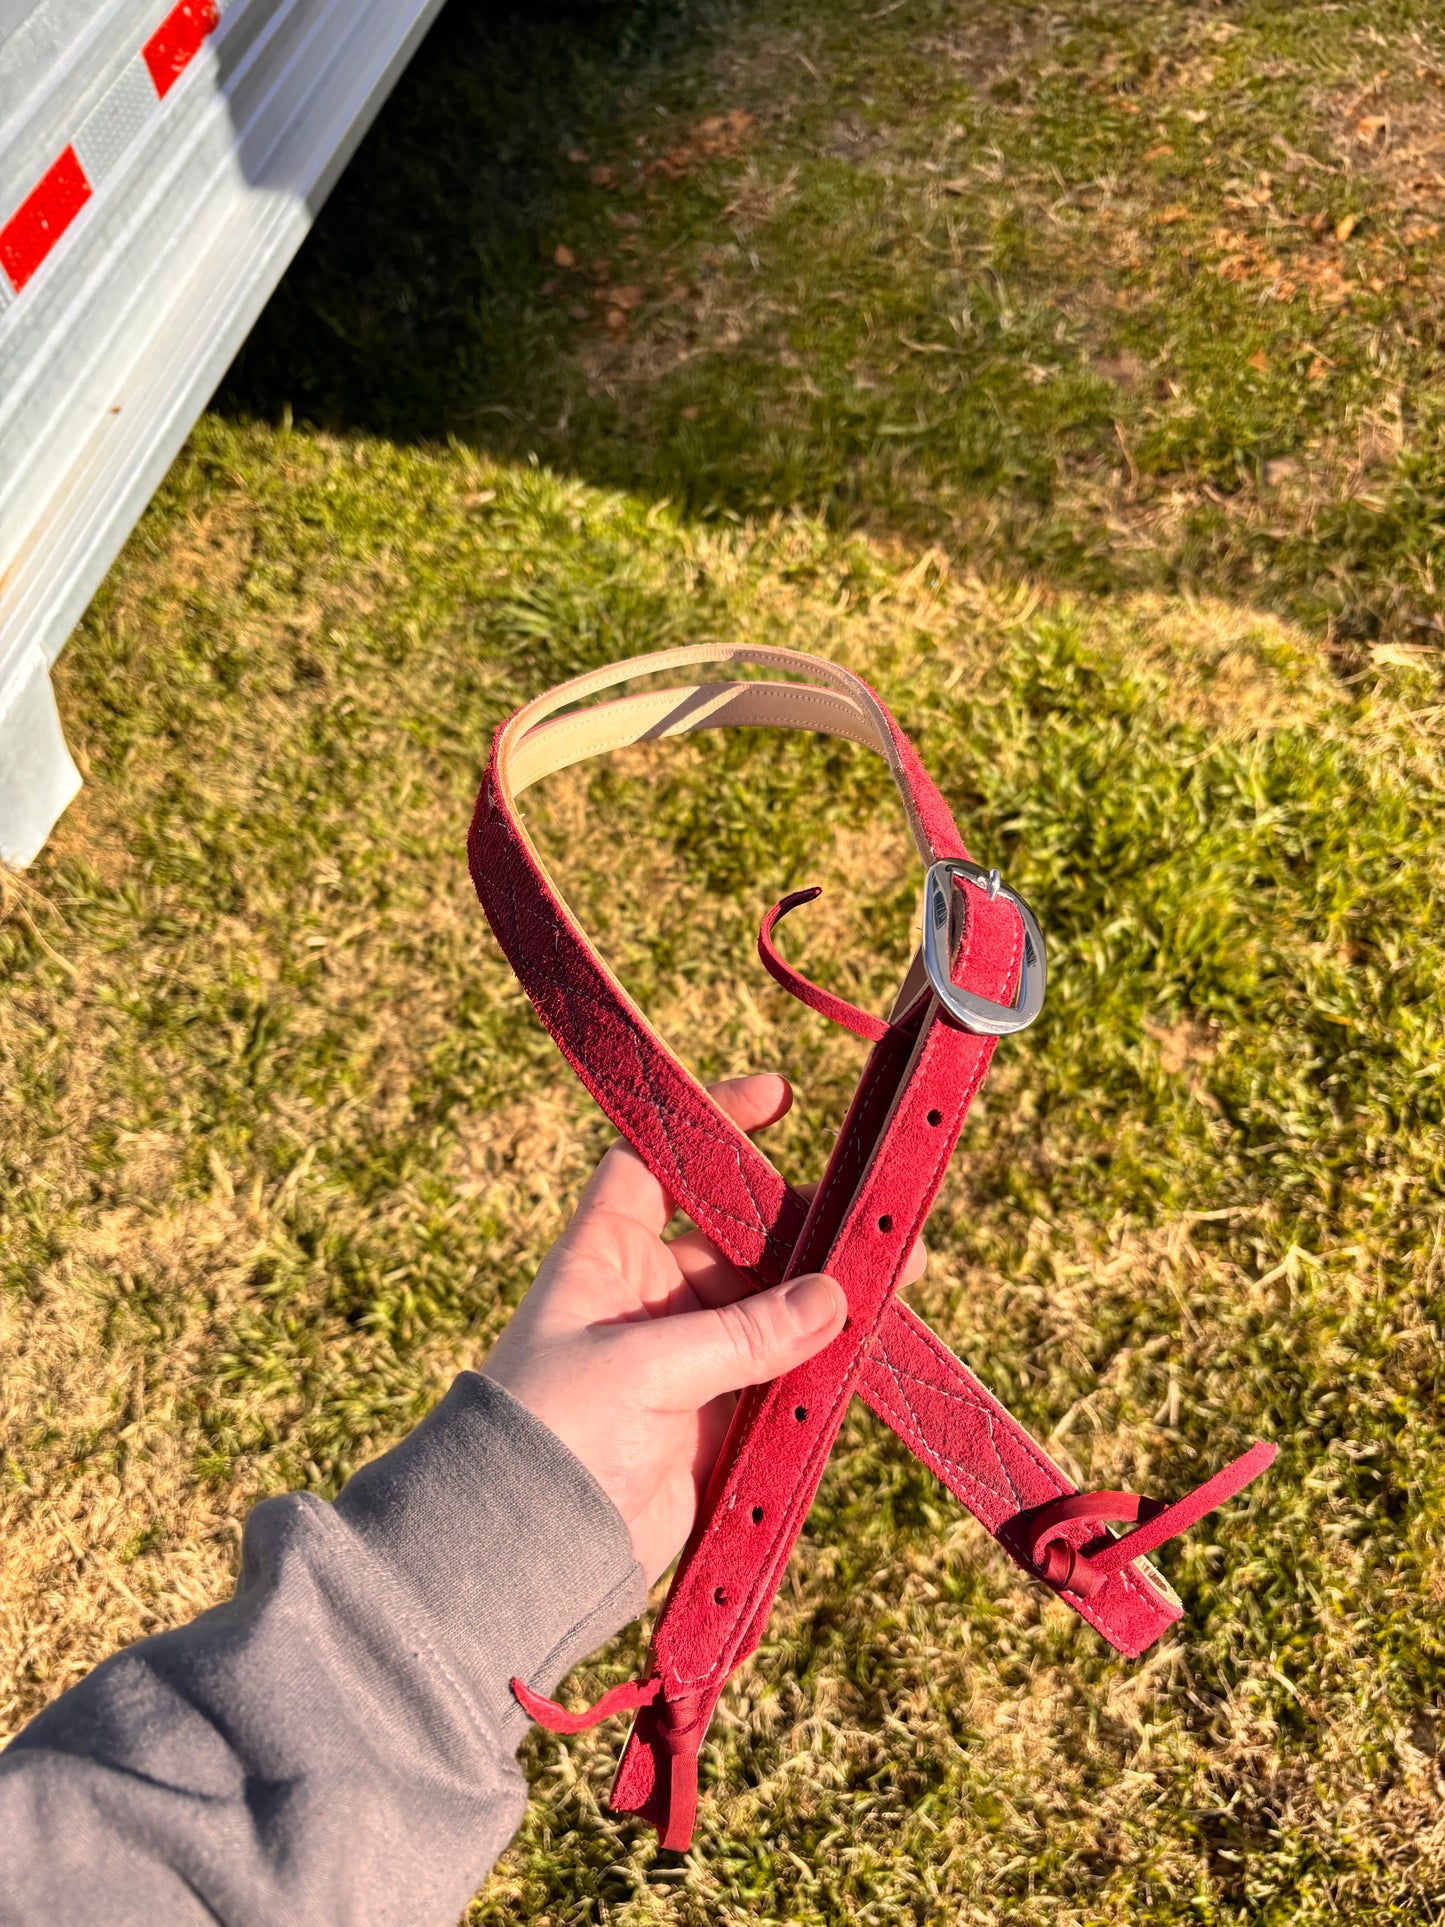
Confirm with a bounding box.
[552,244,575,269]
[646,108,757,181]
[1335,212,1361,242]
[1147,1016,1221,1075]
[1094,351,1145,385]
[1371,642,1438,668]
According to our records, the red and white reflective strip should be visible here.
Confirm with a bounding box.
[0,0,224,307]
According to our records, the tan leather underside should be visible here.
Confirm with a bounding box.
[508,681,883,794]
[496,648,937,1029]
[496,645,931,856]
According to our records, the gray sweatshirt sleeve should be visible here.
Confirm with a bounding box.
[0,1372,646,1926]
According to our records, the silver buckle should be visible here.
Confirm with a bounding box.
[922,859,1046,1037]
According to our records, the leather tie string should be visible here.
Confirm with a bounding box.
[510,1674,661,1735]
[1023,1440,1277,1601]
[757,887,895,1043]
[509,1675,705,1851]
[515,1444,1278,1729]
[654,1693,707,1852]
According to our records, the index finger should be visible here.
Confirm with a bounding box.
[577,1073,795,1234]
[577,1137,676,1235]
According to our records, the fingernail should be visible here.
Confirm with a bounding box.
[780,1273,842,1335]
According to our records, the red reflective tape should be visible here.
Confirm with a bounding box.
[0,146,91,293]
[142,0,218,98]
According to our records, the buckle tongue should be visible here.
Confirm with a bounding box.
[922,858,1047,1037]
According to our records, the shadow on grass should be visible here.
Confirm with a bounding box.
[218,0,1445,643]
[219,0,722,458]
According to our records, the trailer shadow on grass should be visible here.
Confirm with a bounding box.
[219,0,1445,654]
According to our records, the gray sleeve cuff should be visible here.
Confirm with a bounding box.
[0,1373,646,1926]
[331,1371,646,1739]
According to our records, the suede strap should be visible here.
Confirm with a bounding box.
[468,645,1274,1851]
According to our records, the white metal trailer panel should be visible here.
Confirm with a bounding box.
[0,0,448,866]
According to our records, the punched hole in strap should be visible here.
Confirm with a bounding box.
[1023,1439,1277,1601]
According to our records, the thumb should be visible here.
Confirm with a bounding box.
[631,1274,847,1412]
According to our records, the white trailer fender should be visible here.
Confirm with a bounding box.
[0,0,449,865]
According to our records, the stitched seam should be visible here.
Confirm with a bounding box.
[678,886,1032,1688]
[888,1311,1160,1615]
[477,706,1158,1651]
[860,1363,1021,1514]
[797,1031,909,1273]
[660,1054,912,1686]
[856,1357,1171,1641]
[663,892,1023,1686]
[504,860,795,1265]
[675,1017,1000,1689]
[708,1050,971,1679]
[481,768,828,1277]
[864,1316,1168,1623]
[889,1312,1069,1488]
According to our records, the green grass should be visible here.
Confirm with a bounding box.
[5,0,1445,1920]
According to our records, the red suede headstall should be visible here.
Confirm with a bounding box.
[467,645,1274,1852]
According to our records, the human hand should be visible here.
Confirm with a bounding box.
[481,1073,925,1583]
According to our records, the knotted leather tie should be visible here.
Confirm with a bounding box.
[468,644,1274,1851]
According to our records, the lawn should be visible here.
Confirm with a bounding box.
[4,0,1445,1919]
